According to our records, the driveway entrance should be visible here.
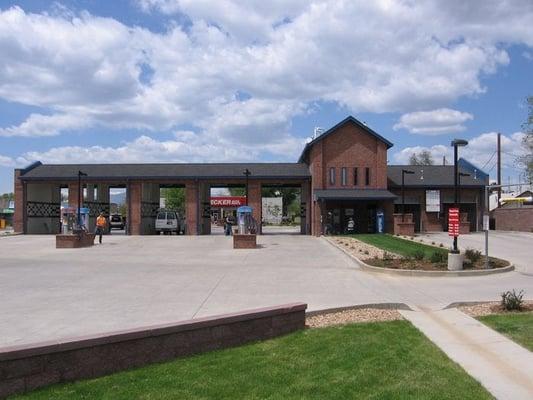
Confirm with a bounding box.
[0,233,531,347]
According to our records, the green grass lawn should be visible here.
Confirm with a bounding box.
[478,312,533,351]
[349,234,447,259]
[13,321,490,400]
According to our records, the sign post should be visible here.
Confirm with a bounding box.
[448,207,460,238]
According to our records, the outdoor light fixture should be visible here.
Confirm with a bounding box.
[401,169,415,221]
[450,139,469,253]
[77,170,88,230]
[243,168,251,206]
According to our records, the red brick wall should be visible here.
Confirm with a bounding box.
[248,181,262,233]
[129,182,142,235]
[13,170,24,233]
[321,123,388,190]
[185,180,198,235]
[307,121,389,235]
[492,207,533,232]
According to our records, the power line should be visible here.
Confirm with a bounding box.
[481,151,497,170]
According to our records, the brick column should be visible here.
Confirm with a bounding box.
[68,182,80,207]
[185,180,198,235]
[248,181,262,234]
[311,199,324,236]
[301,181,311,234]
[13,169,25,233]
[128,181,142,235]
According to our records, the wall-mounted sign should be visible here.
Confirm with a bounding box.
[426,190,440,212]
[210,196,246,208]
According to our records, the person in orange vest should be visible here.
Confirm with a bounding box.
[95,212,107,244]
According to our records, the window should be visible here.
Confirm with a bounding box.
[329,167,336,185]
[341,167,347,186]
[365,167,370,186]
[353,168,358,186]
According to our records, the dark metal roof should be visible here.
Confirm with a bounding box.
[19,163,311,181]
[314,189,397,201]
[299,116,394,163]
[387,165,488,188]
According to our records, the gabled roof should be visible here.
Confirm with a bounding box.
[298,116,394,163]
[387,165,488,188]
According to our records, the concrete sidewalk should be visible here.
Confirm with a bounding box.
[401,307,533,400]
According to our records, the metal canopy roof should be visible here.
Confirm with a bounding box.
[19,163,312,181]
[387,165,488,188]
[314,189,397,201]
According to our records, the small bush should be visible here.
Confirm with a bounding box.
[439,243,444,248]
[412,250,425,261]
[501,290,524,311]
[431,241,435,245]
[382,251,393,261]
[465,248,482,263]
[430,251,445,263]
[401,254,413,262]
[364,250,369,255]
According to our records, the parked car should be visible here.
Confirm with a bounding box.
[109,214,125,230]
[155,211,184,235]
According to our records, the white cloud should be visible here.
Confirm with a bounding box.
[0,0,532,155]
[392,131,527,177]
[15,131,305,166]
[0,155,15,167]
[393,108,473,135]
[0,113,90,137]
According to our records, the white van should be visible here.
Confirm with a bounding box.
[155,211,183,235]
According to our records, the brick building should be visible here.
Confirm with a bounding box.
[13,116,488,236]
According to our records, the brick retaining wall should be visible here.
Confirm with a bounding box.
[492,207,533,232]
[0,303,307,398]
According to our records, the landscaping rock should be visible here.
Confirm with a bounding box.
[307,308,403,328]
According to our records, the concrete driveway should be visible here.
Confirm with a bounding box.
[418,231,533,275]
[0,233,532,347]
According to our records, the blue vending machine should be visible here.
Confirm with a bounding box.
[376,210,385,233]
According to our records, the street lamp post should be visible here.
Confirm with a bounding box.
[243,168,251,206]
[401,169,415,222]
[451,139,468,253]
[77,170,88,230]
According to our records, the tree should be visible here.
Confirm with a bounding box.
[518,96,533,183]
[409,150,434,166]
[161,188,185,213]
[228,187,246,196]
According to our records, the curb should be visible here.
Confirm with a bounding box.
[324,237,515,277]
[306,302,413,317]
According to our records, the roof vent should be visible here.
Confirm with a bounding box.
[313,127,325,139]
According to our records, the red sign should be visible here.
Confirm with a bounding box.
[210,196,246,208]
[448,207,460,237]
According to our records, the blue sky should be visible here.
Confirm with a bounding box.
[1,0,532,193]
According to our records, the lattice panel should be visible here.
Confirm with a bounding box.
[83,201,110,217]
[141,202,160,218]
[27,201,60,218]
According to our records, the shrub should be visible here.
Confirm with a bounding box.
[439,243,444,248]
[430,251,445,263]
[412,250,425,261]
[364,250,369,255]
[382,251,393,261]
[501,290,524,311]
[465,248,482,263]
[431,241,435,245]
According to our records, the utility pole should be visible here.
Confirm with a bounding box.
[497,133,501,206]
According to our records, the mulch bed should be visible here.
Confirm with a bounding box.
[365,256,509,271]
[459,301,533,317]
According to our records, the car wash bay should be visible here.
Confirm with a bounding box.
[15,163,312,236]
